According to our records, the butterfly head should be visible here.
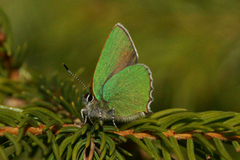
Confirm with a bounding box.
[82,92,102,110]
[82,92,95,107]
[81,92,108,125]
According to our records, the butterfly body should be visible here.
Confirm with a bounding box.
[81,23,153,126]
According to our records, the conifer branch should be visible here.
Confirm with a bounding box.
[1,124,240,141]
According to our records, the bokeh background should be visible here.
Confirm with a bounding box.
[1,0,240,159]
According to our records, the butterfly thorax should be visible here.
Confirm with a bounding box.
[82,92,113,120]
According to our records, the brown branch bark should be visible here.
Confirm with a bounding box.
[0,124,239,141]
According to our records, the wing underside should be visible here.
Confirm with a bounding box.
[103,64,153,117]
[92,23,138,100]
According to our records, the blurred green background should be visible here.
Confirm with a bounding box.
[1,0,240,114]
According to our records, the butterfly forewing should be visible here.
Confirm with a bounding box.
[92,23,138,100]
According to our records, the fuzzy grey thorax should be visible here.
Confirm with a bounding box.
[82,92,111,119]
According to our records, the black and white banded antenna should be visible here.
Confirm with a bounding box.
[62,63,89,92]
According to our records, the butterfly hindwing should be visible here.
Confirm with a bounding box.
[102,64,153,120]
[92,23,138,100]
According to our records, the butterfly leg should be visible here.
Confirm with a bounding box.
[88,109,94,124]
[81,109,87,124]
[111,108,117,128]
[81,108,88,124]
[98,108,103,126]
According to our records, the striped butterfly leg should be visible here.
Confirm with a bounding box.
[98,108,103,126]
[81,108,88,124]
[107,108,117,128]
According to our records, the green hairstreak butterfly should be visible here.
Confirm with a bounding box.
[64,23,153,127]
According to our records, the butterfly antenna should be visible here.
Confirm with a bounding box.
[62,63,89,92]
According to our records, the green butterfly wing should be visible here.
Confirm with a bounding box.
[92,23,138,100]
[103,64,153,117]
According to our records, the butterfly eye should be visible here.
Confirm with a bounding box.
[86,93,94,103]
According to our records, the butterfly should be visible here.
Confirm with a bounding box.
[64,23,153,127]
